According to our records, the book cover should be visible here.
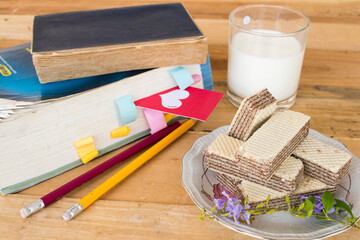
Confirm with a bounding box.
[31,3,208,83]
[0,43,149,103]
[0,43,213,195]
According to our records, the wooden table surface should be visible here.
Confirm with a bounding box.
[0,0,359,239]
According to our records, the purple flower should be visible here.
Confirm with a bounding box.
[225,199,235,215]
[225,200,243,223]
[212,197,226,210]
[222,197,251,224]
[302,195,336,215]
[300,195,308,200]
[233,204,243,223]
[241,212,251,225]
[210,186,252,225]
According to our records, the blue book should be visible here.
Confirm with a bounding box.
[0,43,213,195]
[0,42,149,102]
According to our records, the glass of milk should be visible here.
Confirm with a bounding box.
[227,5,310,109]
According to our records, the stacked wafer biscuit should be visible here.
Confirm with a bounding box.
[235,110,310,181]
[217,173,337,209]
[292,136,352,186]
[227,88,277,141]
[205,134,304,191]
[204,88,352,209]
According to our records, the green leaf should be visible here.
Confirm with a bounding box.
[267,209,276,214]
[266,195,271,208]
[222,212,230,217]
[307,196,315,204]
[334,199,354,218]
[285,196,290,204]
[322,191,335,214]
[266,195,271,203]
[244,195,248,205]
[298,202,305,211]
[307,208,313,218]
[211,205,217,213]
[303,200,314,213]
[296,214,306,218]
[256,203,265,209]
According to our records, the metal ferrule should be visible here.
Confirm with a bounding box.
[20,199,45,218]
[62,203,83,222]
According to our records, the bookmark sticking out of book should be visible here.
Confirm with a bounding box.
[74,136,98,164]
[135,87,223,121]
[168,66,201,90]
[164,113,176,123]
[168,67,194,90]
[114,95,137,125]
[110,126,130,138]
[143,109,167,134]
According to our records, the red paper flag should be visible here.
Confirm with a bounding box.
[134,87,223,121]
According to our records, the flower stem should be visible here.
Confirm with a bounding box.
[311,214,360,229]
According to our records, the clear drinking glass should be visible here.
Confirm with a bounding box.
[227,4,310,109]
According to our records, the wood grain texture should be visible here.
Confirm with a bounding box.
[1,0,359,22]
[0,0,359,239]
[1,15,360,51]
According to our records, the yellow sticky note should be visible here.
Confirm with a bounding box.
[110,126,130,138]
[74,136,98,164]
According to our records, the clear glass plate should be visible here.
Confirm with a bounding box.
[181,126,360,239]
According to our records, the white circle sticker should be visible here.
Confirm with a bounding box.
[243,16,251,25]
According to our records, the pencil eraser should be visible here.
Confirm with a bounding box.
[20,208,28,218]
[62,212,71,222]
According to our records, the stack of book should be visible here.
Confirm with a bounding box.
[0,3,213,195]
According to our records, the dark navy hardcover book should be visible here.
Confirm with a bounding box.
[32,3,203,52]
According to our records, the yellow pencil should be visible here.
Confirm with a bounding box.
[62,119,195,221]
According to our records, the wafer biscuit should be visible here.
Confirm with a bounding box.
[227,88,277,141]
[236,110,310,180]
[293,136,352,186]
[217,173,337,210]
[205,134,304,191]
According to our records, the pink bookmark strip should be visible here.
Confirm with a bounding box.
[142,108,167,134]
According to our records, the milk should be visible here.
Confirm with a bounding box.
[228,30,305,101]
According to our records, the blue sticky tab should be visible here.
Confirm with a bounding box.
[168,66,194,91]
[114,95,137,125]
